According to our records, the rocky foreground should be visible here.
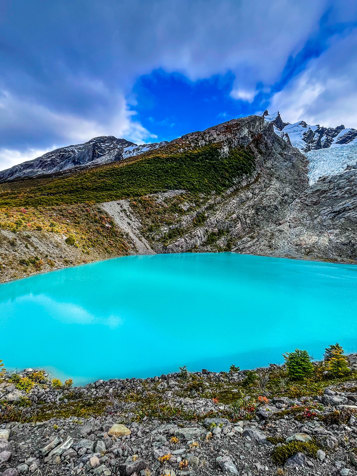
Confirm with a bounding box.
[0,356,357,476]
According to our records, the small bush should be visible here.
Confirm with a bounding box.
[323,409,354,426]
[16,377,35,393]
[65,235,76,246]
[64,378,73,388]
[284,349,314,381]
[52,378,63,388]
[229,364,240,373]
[272,441,318,465]
[324,343,350,378]
[243,370,258,387]
[0,359,5,378]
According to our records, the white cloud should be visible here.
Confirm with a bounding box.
[0,90,156,170]
[0,147,54,170]
[269,29,357,128]
[230,88,257,102]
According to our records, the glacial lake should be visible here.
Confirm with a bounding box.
[1,253,356,384]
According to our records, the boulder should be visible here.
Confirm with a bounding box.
[108,424,131,437]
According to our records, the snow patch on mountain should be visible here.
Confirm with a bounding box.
[264,110,357,184]
[307,143,357,184]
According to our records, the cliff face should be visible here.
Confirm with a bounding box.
[0,115,355,283]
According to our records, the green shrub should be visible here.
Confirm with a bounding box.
[272,441,318,465]
[65,235,76,246]
[324,343,350,378]
[0,359,5,378]
[16,377,35,393]
[0,145,255,207]
[243,370,258,387]
[284,349,314,381]
[52,378,63,388]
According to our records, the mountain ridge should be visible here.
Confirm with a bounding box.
[1,111,356,184]
[0,113,355,284]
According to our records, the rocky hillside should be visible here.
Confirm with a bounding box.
[0,354,356,475]
[0,114,355,283]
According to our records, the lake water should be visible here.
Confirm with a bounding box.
[1,253,356,384]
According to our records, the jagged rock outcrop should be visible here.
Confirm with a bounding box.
[263,110,357,152]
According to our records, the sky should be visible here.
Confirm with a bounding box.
[1,0,357,170]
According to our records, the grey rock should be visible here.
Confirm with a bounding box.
[242,427,267,443]
[216,455,239,475]
[16,464,29,474]
[93,464,111,475]
[285,452,307,467]
[94,440,106,454]
[40,436,62,456]
[2,469,18,476]
[2,468,19,476]
[76,438,94,452]
[317,449,326,461]
[0,450,12,464]
[286,433,312,443]
[174,427,206,441]
[46,437,73,460]
[119,459,147,475]
[0,429,10,441]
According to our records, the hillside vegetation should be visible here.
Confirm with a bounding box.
[0,145,255,207]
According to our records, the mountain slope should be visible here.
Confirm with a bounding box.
[0,114,355,283]
[0,137,167,183]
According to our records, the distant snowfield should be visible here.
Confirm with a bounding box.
[307,143,357,185]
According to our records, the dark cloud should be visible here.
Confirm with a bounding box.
[0,0,356,168]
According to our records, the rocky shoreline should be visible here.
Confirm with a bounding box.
[0,354,357,476]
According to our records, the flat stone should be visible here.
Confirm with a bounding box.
[2,469,18,476]
[77,439,94,452]
[90,455,100,468]
[46,437,73,460]
[286,433,312,443]
[5,390,23,402]
[242,427,267,443]
[40,437,62,456]
[174,427,206,441]
[216,455,239,475]
[0,440,10,452]
[0,450,12,464]
[94,440,106,453]
[108,424,131,437]
[0,429,10,441]
[119,459,147,475]
[93,464,111,475]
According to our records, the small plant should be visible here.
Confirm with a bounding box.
[272,441,318,465]
[170,436,179,444]
[16,377,35,393]
[284,349,314,381]
[324,343,350,378]
[243,370,258,387]
[0,359,5,378]
[29,370,47,383]
[52,378,63,388]
[64,378,73,388]
[229,364,240,373]
[179,365,188,379]
[158,454,172,463]
[65,235,76,246]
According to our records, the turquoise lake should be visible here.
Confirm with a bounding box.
[0,253,356,384]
